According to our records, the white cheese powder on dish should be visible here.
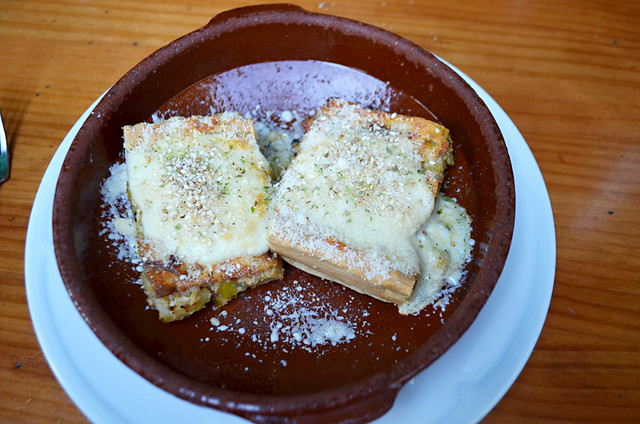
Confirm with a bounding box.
[206,279,370,353]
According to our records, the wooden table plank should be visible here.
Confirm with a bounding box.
[1,0,638,422]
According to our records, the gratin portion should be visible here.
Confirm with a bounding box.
[124,114,282,322]
[267,98,454,305]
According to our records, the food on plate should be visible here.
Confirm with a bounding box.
[113,98,473,321]
[123,114,283,322]
[267,98,471,311]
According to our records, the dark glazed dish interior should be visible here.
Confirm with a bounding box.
[52,4,514,423]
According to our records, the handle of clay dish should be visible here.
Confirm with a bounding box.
[205,3,307,28]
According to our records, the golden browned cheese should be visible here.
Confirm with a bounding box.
[123,114,283,322]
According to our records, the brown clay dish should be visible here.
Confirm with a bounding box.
[52,4,515,423]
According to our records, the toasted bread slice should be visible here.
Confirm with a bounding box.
[124,114,283,322]
[267,98,453,304]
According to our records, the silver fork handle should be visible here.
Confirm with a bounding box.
[0,109,9,184]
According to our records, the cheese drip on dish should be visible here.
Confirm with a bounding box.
[399,193,473,315]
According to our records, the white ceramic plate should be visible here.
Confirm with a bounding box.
[25,63,555,423]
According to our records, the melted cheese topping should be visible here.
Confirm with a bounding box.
[124,114,272,267]
[399,194,474,314]
[270,99,452,281]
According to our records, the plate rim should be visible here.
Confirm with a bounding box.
[26,64,555,423]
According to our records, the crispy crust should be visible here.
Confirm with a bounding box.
[140,251,283,322]
[268,237,414,304]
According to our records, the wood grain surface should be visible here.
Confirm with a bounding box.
[1,0,638,422]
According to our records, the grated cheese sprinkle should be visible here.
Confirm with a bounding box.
[207,279,371,352]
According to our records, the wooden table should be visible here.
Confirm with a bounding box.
[1,0,638,422]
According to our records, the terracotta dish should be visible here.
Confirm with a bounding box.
[52,4,514,423]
